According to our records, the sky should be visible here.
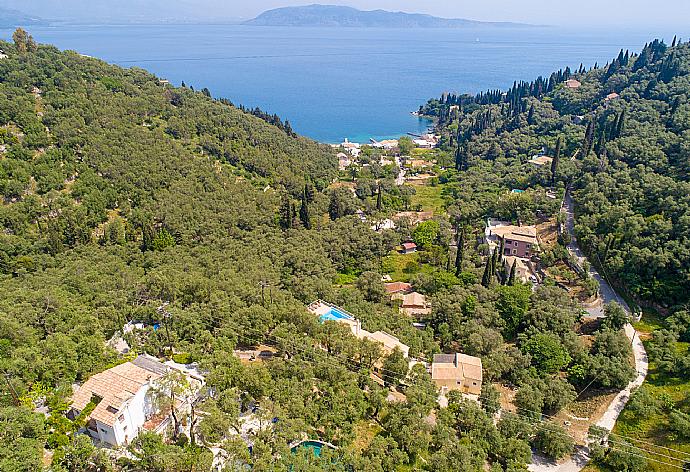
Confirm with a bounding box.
[6,0,690,28]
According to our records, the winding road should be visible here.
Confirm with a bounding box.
[528,191,648,472]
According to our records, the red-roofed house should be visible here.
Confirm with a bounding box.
[384,282,413,295]
[400,242,417,254]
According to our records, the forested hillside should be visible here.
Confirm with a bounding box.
[4,26,690,471]
[422,38,690,307]
[0,30,646,472]
[420,37,690,470]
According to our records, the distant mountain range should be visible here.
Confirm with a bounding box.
[245,4,533,28]
[0,6,45,27]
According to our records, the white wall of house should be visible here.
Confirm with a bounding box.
[114,382,155,445]
[88,382,156,447]
[94,419,118,446]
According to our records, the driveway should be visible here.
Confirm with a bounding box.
[528,192,648,472]
[563,192,629,318]
[528,323,648,472]
[395,155,406,185]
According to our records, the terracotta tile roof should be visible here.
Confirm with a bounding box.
[565,79,582,89]
[362,330,410,357]
[402,242,417,250]
[402,292,427,308]
[384,282,412,294]
[72,356,166,426]
[490,225,537,244]
[431,353,483,382]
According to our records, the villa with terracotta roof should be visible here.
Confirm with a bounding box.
[400,242,417,254]
[384,281,413,295]
[485,220,538,260]
[431,353,483,396]
[564,79,582,89]
[70,354,168,446]
[308,300,410,358]
[395,291,431,318]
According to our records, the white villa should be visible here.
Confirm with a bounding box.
[70,354,203,447]
[307,300,410,358]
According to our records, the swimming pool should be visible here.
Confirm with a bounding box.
[291,440,336,457]
[319,306,354,323]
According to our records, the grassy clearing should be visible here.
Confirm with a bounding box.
[410,183,446,214]
[348,421,381,454]
[381,251,436,282]
[608,310,690,471]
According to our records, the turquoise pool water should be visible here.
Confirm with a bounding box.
[291,440,333,457]
[319,307,354,323]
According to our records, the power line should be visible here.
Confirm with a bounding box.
[220,315,690,465]
[513,405,690,462]
[506,409,685,470]
[607,437,689,465]
[607,432,690,459]
[607,445,685,470]
[167,308,690,468]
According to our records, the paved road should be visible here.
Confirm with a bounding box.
[528,192,648,472]
[528,323,648,472]
[395,155,406,185]
[563,192,629,318]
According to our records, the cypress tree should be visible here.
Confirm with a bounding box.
[552,136,562,186]
[596,132,607,158]
[616,109,626,138]
[455,143,468,171]
[454,227,464,276]
[527,104,536,125]
[508,259,517,286]
[280,193,292,230]
[376,182,383,211]
[481,252,493,288]
[305,183,315,203]
[328,192,342,220]
[582,120,595,157]
[300,188,311,229]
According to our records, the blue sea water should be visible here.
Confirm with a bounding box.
[1,24,684,143]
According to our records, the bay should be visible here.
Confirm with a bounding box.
[1,24,683,143]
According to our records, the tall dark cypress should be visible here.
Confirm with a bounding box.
[280,193,292,230]
[527,104,536,125]
[552,136,562,186]
[300,188,311,229]
[508,260,517,286]
[455,227,464,276]
[596,132,607,158]
[490,248,498,281]
[481,252,493,288]
[582,120,595,157]
[616,109,626,138]
[376,182,383,211]
[455,143,468,171]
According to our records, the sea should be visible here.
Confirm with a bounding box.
[1,24,685,143]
